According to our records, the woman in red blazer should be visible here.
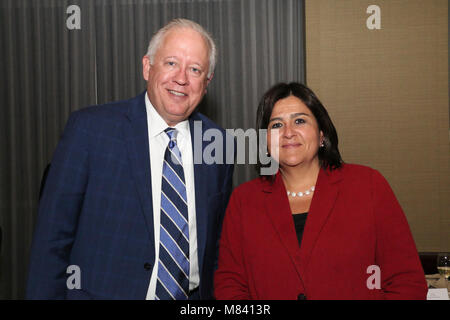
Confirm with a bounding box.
[214,82,427,300]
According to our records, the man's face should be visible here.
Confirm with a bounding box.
[142,27,212,126]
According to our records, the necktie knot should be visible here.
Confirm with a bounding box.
[165,128,177,150]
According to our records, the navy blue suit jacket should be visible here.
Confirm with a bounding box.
[26,92,234,299]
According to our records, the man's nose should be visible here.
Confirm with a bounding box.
[174,67,189,85]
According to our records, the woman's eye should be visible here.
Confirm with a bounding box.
[295,118,305,124]
[271,122,282,129]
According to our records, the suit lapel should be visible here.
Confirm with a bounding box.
[299,168,342,274]
[263,174,303,277]
[123,104,214,273]
[123,93,155,251]
[189,114,210,275]
[263,168,342,278]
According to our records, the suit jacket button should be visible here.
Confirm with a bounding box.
[144,263,152,271]
[297,293,307,300]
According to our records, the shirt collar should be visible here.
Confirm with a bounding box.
[145,92,189,139]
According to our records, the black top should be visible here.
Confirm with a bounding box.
[292,213,308,248]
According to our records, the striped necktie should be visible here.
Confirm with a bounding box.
[155,128,190,300]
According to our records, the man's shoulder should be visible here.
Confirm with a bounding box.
[190,111,226,132]
[72,93,144,121]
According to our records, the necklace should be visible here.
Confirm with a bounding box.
[287,186,315,197]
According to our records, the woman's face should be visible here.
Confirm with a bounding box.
[267,95,323,168]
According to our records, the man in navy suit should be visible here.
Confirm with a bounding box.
[26,18,234,300]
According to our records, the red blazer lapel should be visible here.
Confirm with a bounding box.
[299,168,343,274]
[261,168,343,281]
[262,173,303,279]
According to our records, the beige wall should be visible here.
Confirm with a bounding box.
[305,0,449,251]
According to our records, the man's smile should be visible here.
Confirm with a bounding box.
[168,89,187,97]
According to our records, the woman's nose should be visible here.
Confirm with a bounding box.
[283,124,294,138]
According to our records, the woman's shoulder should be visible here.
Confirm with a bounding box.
[339,163,377,175]
[337,163,387,184]
[226,177,272,210]
[233,176,270,194]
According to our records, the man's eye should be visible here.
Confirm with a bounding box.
[191,67,201,74]
[166,61,176,66]
[295,118,305,124]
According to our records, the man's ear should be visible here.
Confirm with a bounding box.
[142,55,151,81]
[206,72,214,84]
[204,72,214,94]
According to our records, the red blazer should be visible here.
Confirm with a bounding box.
[214,164,427,300]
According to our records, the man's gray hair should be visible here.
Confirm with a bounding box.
[146,18,217,79]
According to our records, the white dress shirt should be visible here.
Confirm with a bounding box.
[144,93,199,300]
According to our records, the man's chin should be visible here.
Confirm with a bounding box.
[164,110,193,126]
